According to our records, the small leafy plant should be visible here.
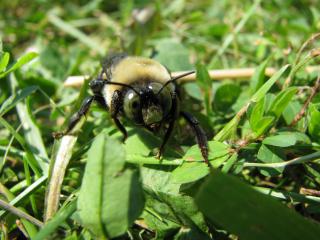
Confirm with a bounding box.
[1,1,320,239]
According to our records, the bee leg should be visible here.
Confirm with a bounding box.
[110,90,127,142]
[53,96,95,139]
[180,111,210,166]
[156,120,175,159]
[156,93,179,159]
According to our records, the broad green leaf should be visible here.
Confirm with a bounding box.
[142,167,207,232]
[0,86,38,117]
[195,170,320,240]
[263,134,297,147]
[268,87,298,119]
[171,162,209,184]
[172,141,230,184]
[283,100,302,125]
[0,52,10,72]
[78,134,144,238]
[183,141,230,162]
[0,52,38,78]
[171,154,229,184]
[308,104,320,141]
[154,38,192,71]
[184,82,203,101]
[257,144,285,176]
[279,131,310,144]
[213,83,241,111]
[124,128,161,155]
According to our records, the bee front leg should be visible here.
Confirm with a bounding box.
[180,111,210,166]
[156,93,179,159]
[53,96,95,139]
[110,90,127,142]
[156,120,175,159]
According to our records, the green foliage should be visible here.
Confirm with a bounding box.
[308,104,320,141]
[77,134,144,238]
[1,1,320,239]
[196,170,320,240]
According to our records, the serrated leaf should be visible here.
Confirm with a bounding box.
[78,134,144,238]
[195,170,320,240]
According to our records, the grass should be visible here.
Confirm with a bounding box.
[1,0,320,239]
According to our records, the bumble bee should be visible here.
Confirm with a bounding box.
[54,53,209,165]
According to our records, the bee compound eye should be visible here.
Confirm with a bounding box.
[123,90,142,123]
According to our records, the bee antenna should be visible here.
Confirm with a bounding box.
[157,70,195,95]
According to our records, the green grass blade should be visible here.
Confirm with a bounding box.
[251,64,290,102]
[0,86,38,117]
[48,13,105,55]
[33,200,77,240]
[0,117,41,177]
[16,95,49,169]
[208,0,261,67]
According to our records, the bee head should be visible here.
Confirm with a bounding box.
[123,82,173,129]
